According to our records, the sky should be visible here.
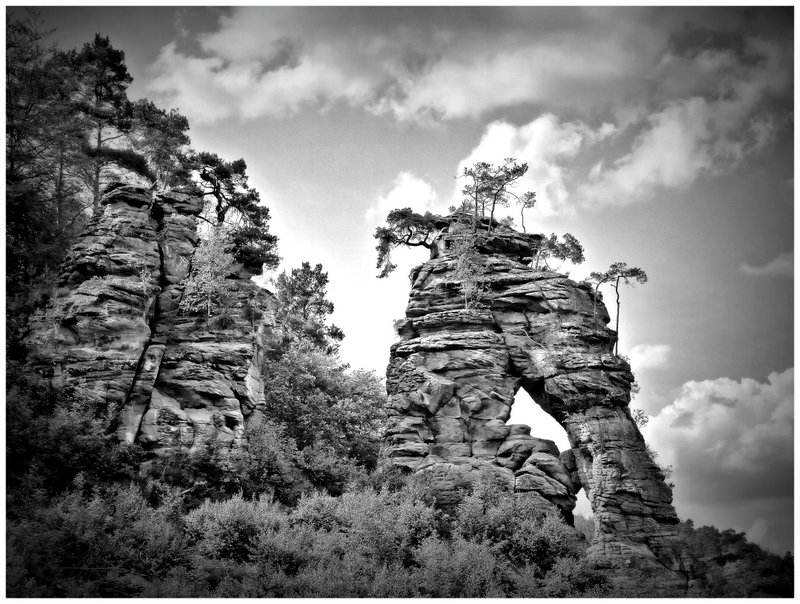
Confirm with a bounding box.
[19,5,794,555]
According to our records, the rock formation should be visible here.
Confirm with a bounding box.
[23,183,276,454]
[382,216,693,587]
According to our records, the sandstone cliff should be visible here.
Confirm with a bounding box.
[23,183,276,454]
[382,216,693,588]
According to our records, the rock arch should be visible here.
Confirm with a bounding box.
[382,219,693,585]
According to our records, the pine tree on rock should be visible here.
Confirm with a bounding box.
[590,262,648,355]
[192,152,280,275]
[70,34,153,212]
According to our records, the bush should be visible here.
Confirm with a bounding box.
[7,482,185,597]
[454,479,581,573]
[6,369,144,510]
[184,494,285,563]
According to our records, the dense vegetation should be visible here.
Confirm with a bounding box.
[5,12,793,599]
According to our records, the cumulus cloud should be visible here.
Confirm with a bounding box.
[741,252,793,278]
[628,344,671,370]
[365,172,440,227]
[643,368,793,552]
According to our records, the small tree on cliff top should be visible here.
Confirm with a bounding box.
[459,158,533,232]
[590,262,648,356]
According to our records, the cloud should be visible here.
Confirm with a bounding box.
[579,35,790,207]
[148,7,668,124]
[365,172,440,227]
[148,7,791,218]
[741,252,793,278]
[443,26,790,217]
[628,344,671,370]
[148,7,790,126]
[643,368,793,552]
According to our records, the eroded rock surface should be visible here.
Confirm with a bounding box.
[24,183,276,454]
[383,217,693,587]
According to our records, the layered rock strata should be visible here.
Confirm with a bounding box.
[383,218,693,586]
[24,183,275,454]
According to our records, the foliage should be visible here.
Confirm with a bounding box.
[453,478,583,573]
[448,217,487,309]
[518,190,537,233]
[590,261,648,355]
[374,208,443,278]
[7,406,791,599]
[573,513,595,543]
[192,151,280,273]
[7,482,186,597]
[631,408,649,428]
[67,33,152,210]
[260,339,387,478]
[179,226,236,317]
[460,158,533,231]
[6,365,144,507]
[130,98,191,189]
[274,262,344,352]
[679,520,794,597]
[6,12,90,310]
[532,232,585,270]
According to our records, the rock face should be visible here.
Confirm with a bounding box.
[383,217,693,587]
[24,183,276,454]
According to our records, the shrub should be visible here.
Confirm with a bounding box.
[7,482,185,597]
[183,494,285,564]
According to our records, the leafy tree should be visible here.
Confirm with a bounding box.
[460,158,533,231]
[374,208,444,278]
[589,262,648,355]
[532,233,585,270]
[274,262,344,352]
[261,341,386,466]
[192,152,279,274]
[180,227,236,317]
